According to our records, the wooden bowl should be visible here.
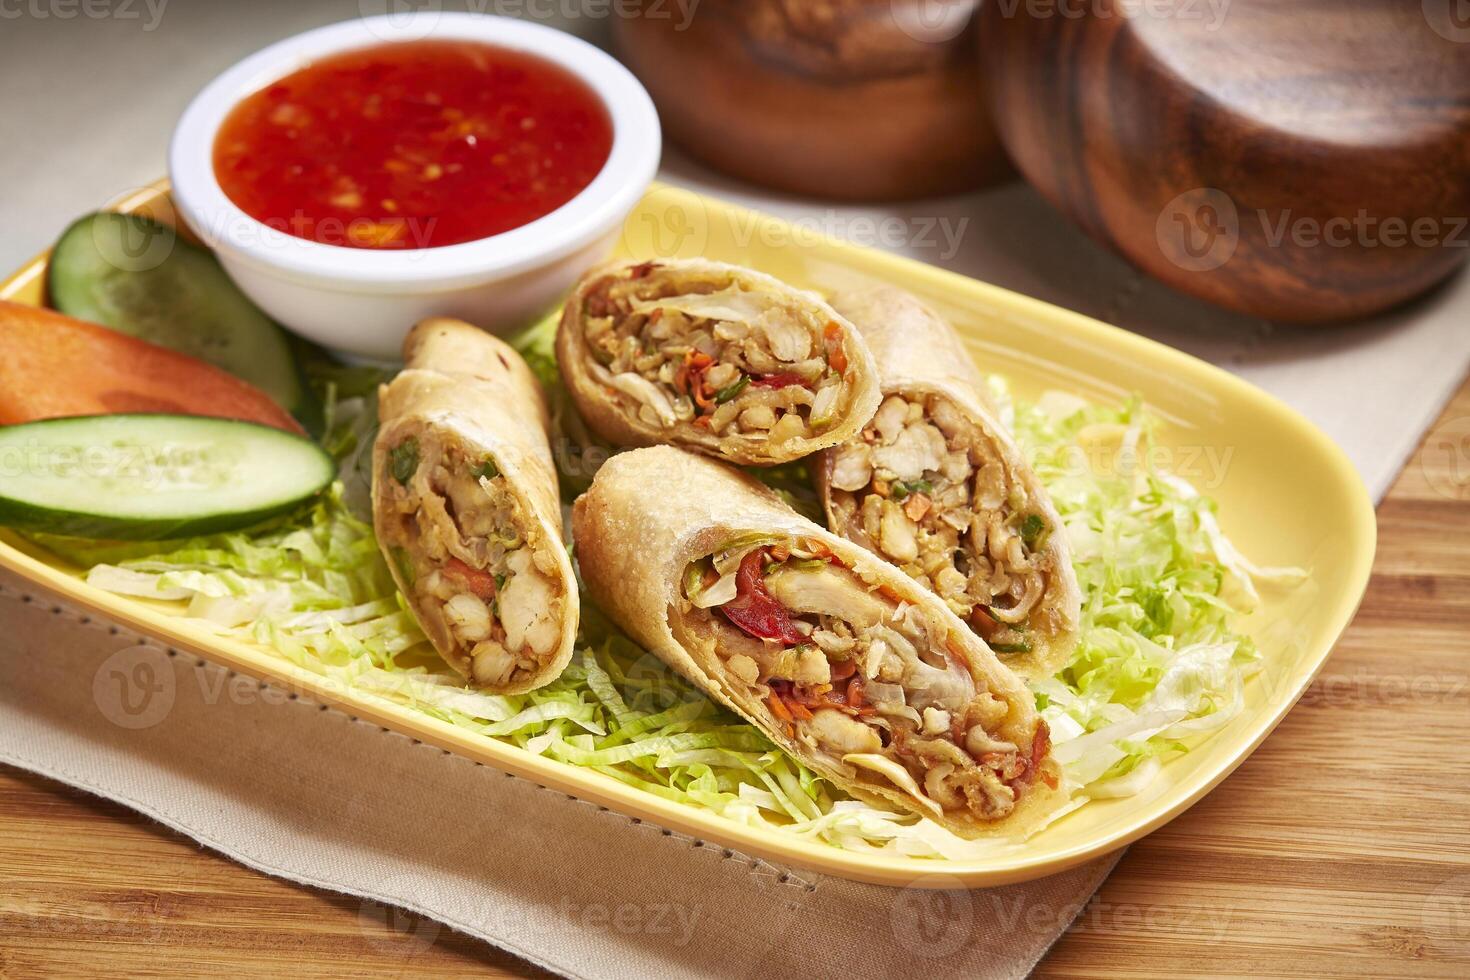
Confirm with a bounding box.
[978,0,1470,323]
[614,0,1010,201]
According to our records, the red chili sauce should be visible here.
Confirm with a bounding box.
[213,40,614,250]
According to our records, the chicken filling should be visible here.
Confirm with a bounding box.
[379,436,564,689]
[677,535,1054,823]
[827,393,1056,653]
[581,262,856,445]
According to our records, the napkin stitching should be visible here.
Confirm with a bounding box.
[0,582,821,894]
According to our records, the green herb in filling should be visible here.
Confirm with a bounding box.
[390,438,419,486]
[683,562,707,600]
[890,479,934,501]
[1020,513,1047,550]
[714,375,750,404]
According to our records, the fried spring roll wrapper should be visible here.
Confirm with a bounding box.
[573,447,1064,839]
[373,318,577,694]
[815,286,1082,680]
[556,258,882,466]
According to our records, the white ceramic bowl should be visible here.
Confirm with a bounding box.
[169,13,660,361]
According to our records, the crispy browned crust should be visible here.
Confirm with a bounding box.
[814,285,1082,680]
[555,258,882,466]
[573,446,1065,838]
[372,317,578,694]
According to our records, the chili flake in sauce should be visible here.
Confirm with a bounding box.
[213,40,613,250]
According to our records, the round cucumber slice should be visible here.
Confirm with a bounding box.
[47,212,320,433]
[0,414,334,540]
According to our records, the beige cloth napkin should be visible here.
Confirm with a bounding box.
[0,570,1119,979]
[2,7,1463,976]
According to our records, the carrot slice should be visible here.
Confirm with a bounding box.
[784,698,814,722]
[767,692,793,723]
[0,301,303,434]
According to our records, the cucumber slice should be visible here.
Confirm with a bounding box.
[48,212,321,433]
[0,414,334,540]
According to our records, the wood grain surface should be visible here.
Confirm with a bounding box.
[3,376,1468,978]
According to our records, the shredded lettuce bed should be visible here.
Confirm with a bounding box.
[1000,384,1303,804]
[45,343,1299,859]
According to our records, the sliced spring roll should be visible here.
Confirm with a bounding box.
[573,446,1063,839]
[373,318,577,694]
[815,286,1082,680]
[556,258,881,466]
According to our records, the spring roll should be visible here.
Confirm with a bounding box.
[573,446,1063,839]
[556,258,881,466]
[815,286,1082,680]
[373,318,577,694]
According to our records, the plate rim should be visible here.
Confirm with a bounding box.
[0,179,1377,888]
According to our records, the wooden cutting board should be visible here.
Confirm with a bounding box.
[5,371,1468,976]
[979,0,1470,323]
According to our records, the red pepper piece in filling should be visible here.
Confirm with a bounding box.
[719,549,804,646]
[443,558,497,601]
[750,373,810,389]
[823,321,849,376]
[1027,719,1056,788]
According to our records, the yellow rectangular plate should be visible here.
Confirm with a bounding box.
[0,181,1375,888]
